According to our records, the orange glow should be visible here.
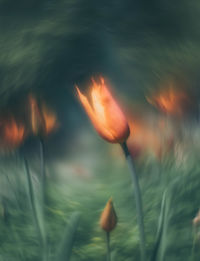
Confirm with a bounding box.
[128,119,160,158]
[4,118,25,148]
[29,95,43,136]
[76,77,130,143]
[147,87,190,116]
[127,116,174,159]
[29,95,57,137]
[41,104,57,135]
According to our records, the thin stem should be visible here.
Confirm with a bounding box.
[23,156,47,261]
[106,232,111,261]
[4,171,21,210]
[39,138,46,196]
[121,141,146,261]
[1,197,9,224]
[190,228,197,261]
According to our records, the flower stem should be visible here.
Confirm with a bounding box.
[39,138,47,260]
[121,141,146,261]
[190,231,197,261]
[39,138,46,195]
[23,156,47,261]
[106,231,111,261]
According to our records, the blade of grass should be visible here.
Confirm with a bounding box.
[150,190,167,261]
[151,189,171,261]
[23,156,47,261]
[56,212,80,261]
[39,138,46,202]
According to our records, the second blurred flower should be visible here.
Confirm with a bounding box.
[29,95,57,138]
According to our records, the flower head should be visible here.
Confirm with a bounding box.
[29,95,57,138]
[3,117,25,148]
[100,198,117,232]
[40,104,57,136]
[76,77,130,143]
[147,87,190,117]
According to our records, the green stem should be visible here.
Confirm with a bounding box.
[39,138,46,197]
[23,156,47,261]
[190,230,197,261]
[1,197,9,224]
[121,141,146,261]
[106,232,111,261]
[39,138,48,260]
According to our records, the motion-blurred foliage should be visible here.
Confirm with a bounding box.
[0,1,200,261]
[1,0,200,104]
[0,127,200,260]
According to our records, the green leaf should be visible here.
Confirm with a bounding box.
[150,189,171,261]
[56,212,80,261]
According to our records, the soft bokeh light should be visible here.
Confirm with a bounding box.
[147,84,191,117]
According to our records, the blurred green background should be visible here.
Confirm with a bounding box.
[0,0,200,260]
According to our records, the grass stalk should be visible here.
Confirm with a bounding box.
[39,138,46,199]
[190,227,197,261]
[23,156,47,261]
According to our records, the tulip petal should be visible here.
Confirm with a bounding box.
[76,78,130,143]
[77,86,114,141]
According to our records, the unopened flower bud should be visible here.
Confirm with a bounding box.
[100,198,117,232]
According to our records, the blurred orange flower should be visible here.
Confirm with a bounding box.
[40,104,57,135]
[29,95,57,138]
[76,77,130,143]
[147,87,190,116]
[3,117,25,148]
[126,114,174,160]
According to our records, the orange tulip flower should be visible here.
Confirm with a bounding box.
[147,87,190,117]
[29,95,57,137]
[76,77,130,143]
[100,198,117,232]
[40,104,57,136]
[3,118,25,148]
